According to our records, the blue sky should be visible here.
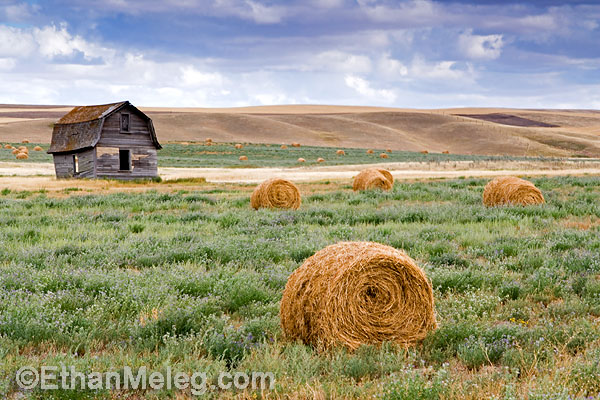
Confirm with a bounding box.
[0,0,599,108]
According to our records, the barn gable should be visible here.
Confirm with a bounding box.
[48,101,161,154]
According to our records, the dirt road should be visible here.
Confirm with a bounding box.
[0,160,599,194]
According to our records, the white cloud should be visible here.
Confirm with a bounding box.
[311,51,372,74]
[377,53,408,79]
[358,0,439,25]
[0,58,16,70]
[409,57,474,81]
[344,74,396,103]
[458,30,504,60]
[181,66,225,87]
[0,25,36,57]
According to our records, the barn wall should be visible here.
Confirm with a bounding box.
[52,148,96,179]
[95,106,158,179]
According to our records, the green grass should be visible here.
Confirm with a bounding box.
[1,176,600,398]
[1,141,552,168]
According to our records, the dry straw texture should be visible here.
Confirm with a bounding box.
[380,153,388,159]
[291,142,301,147]
[234,144,243,149]
[366,149,374,154]
[205,138,213,143]
[33,146,43,151]
[250,178,301,210]
[386,148,392,153]
[281,145,288,149]
[420,150,429,154]
[297,158,305,163]
[4,144,11,149]
[483,176,545,207]
[239,155,248,161]
[442,150,450,154]
[22,139,29,143]
[16,153,28,160]
[280,241,437,350]
[317,157,325,163]
[353,168,394,191]
[336,150,345,155]
[11,149,19,155]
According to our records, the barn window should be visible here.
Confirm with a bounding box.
[73,154,79,174]
[120,113,130,133]
[119,149,131,171]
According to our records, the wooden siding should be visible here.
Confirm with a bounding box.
[96,146,158,179]
[53,148,95,179]
[93,105,158,179]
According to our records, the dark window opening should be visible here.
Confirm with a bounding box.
[73,154,79,174]
[121,113,130,133]
[119,149,131,171]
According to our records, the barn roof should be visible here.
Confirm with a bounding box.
[48,101,161,154]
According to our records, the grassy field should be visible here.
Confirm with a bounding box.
[0,142,545,168]
[1,176,600,399]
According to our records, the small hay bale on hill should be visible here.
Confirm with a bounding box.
[366,149,374,154]
[353,168,393,191]
[280,241,437,350]
[22,139,29,144]
[442,150,450,154]
[386,148,392,153]
[420,150,428,154]
[250,178,301,210]
[16,153,28,160]
[205,138,213,143]
[297,158,305,163]
[483,176,545,207]
[11,149,19,155]
[234,144,243,149]
[34,146,43,151]
[4,144,12,149]
[336,150,345,155]
[281,144,288,149]
[380,153,388,159]
[239,155,248,161]
[317,157,325,163]
[291,142,301,147]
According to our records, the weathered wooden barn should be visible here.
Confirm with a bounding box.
[48,101,161,179]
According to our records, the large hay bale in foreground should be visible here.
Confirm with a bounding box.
[16,153,28,160]
[250,178,301,210]
[11,149,19,155]
[4,144,12,149]
[353,168,393,191]
[380,153,388,159]
[280,241,437,350]
[483,176,545,207]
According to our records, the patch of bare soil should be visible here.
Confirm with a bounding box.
[455,113,559,128]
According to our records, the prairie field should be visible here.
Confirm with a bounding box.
[1,174,600,399]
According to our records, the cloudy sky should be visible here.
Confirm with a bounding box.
[0,0,599,108]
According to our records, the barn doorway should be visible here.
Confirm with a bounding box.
[119,149,131,171]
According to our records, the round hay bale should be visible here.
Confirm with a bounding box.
[366,149,374,154]
[250,178,301,210]
[11,149,19,155]
[34,146,43,151]
[420,150,429,154]
[239,155,248,161]
[317,157,325,163]
[380,153,388,159]
[297,158,305,163]
[4,144,12,149]
[291,142,301,147]
[281,144,288,149]
[205,138,213,143]
[483,176,545,207]
[22,139,29,144]
[386,148,392,153]
[280,241,437,350]
[353,168,393,191]
[16,153,28,160]
[442,150,450,154]
[234,143,243,149]
[336,149,345,155]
